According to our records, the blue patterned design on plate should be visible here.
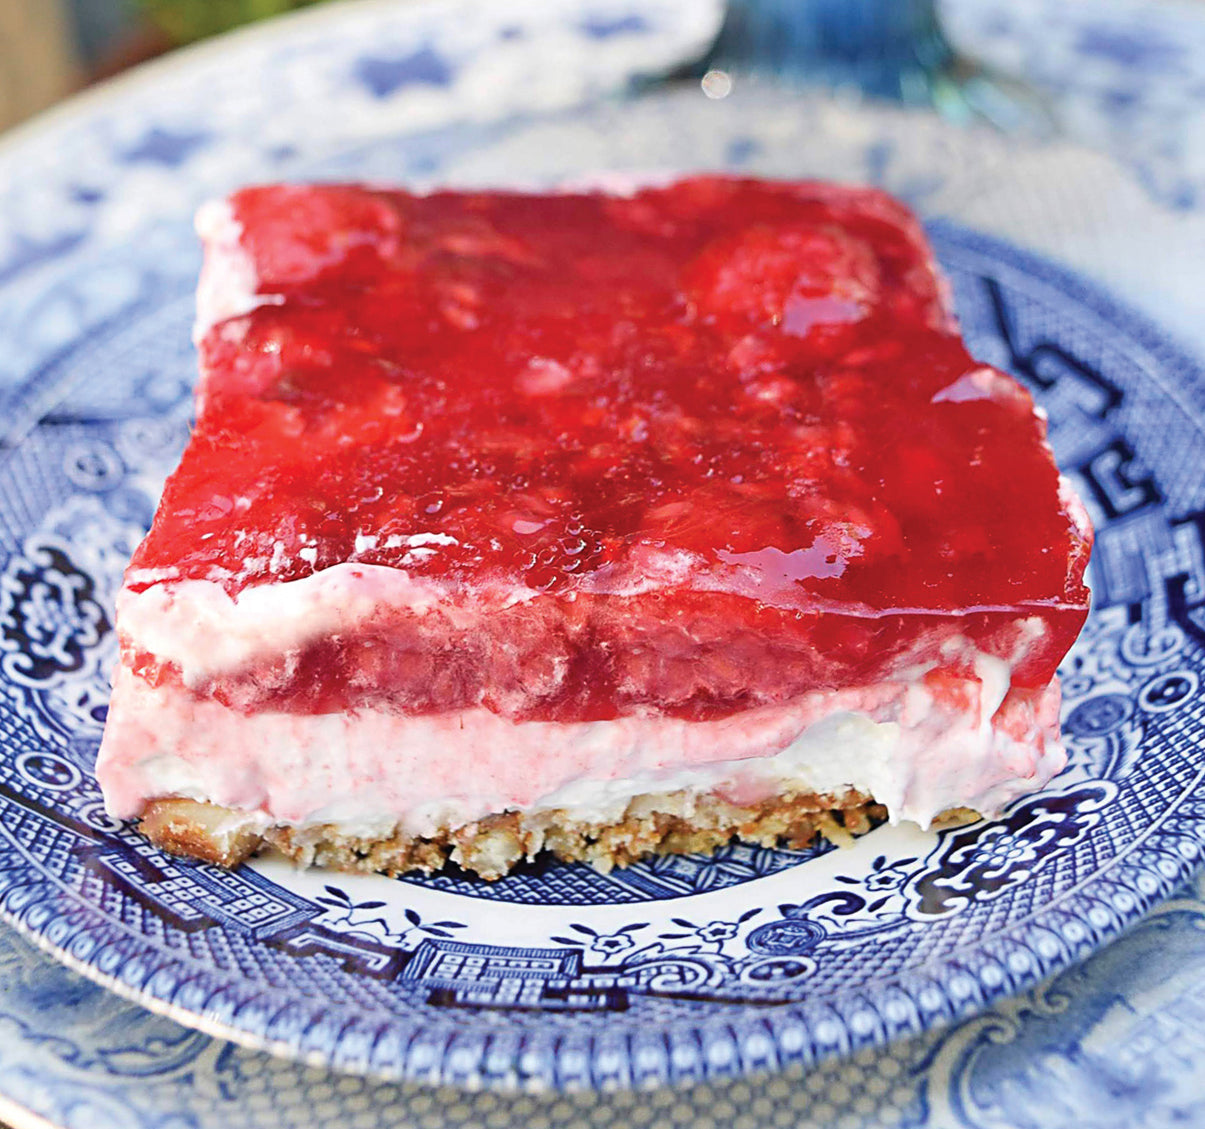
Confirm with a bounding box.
[0,198,1204,1088]
[0,0,1200,1119]
[7,876,1205,1128]
[0,0,1203,1102]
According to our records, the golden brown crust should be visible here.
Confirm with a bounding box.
[139,798,264,868]
[140,787,891,880]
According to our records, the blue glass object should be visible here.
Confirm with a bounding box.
[706,0,1055,133]
[708,0,948,100]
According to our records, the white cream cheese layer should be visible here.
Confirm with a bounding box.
[193,200,283,344]
[116,561,1057,694]
[97,661,1065,838]
[118,567,456,689]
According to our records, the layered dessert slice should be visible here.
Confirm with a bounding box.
[96,177,1092,879]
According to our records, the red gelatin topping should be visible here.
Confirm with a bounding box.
[127,178,1091,722]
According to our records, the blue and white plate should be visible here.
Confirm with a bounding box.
[2,0,1205,1096]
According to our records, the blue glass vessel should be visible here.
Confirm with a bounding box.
[706,0,1054,132]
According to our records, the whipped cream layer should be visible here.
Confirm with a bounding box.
[117,562,1065,710]
[98,657,1065,839]
[193,199,283,346]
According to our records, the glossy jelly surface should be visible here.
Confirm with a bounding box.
[132,178,1089,627]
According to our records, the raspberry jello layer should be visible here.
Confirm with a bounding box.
[96,177,1092,879]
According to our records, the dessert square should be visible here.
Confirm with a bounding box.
[97,177,1092,878]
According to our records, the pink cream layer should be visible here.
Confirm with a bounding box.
[97,659,1065,838]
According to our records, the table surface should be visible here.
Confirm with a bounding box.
[1,1,1204,1126]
